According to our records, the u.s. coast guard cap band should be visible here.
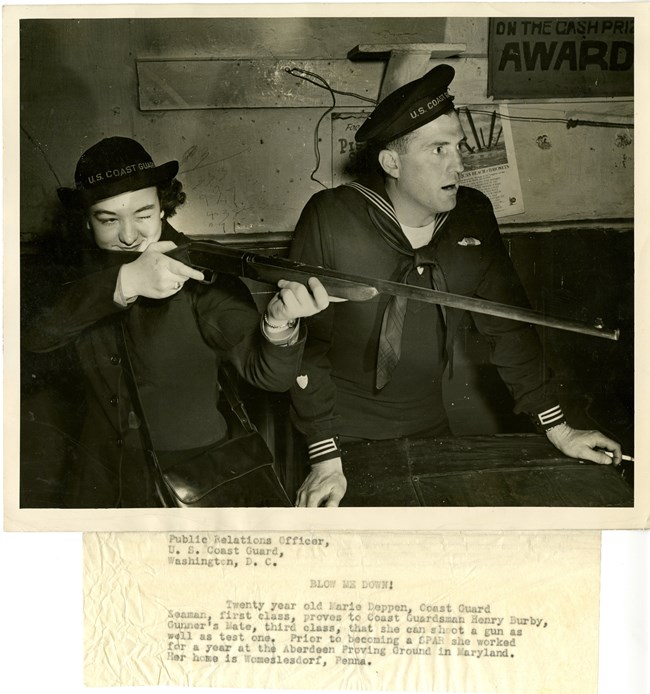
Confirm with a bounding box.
[355,64,456,144]
[58,136,179,207]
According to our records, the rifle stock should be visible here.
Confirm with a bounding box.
[171,243,379,301]
[164,241,618,341]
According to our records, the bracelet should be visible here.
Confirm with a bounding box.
[263,313,297,331]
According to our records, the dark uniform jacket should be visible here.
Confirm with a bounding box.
[25,221,306,507]
[288,175,561,458]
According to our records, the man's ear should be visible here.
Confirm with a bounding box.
[378,149,400,180]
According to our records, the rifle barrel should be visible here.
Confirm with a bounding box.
[181,242,619,341]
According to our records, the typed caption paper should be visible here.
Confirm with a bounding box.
[84,531,600,692]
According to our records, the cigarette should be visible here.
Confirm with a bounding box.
[602,450,634,462]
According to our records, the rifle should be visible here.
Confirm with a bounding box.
[164,241,619,341]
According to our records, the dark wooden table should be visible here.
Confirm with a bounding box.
[340,434,633,507]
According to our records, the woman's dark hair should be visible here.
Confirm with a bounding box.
[156,178,186,218]
[63,177,186,218]
[52,204,91,250]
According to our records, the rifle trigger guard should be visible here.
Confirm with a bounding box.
[168,244,216,285]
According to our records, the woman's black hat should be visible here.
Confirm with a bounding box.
[57,136,179,207]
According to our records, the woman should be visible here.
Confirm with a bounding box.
[25,136,329,508]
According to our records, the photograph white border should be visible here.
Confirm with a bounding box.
[4,2,649,531]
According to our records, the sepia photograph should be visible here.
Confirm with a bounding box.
[2,3,648,693]
[5,4,647,529]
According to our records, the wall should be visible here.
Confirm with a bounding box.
[20,16,634,242]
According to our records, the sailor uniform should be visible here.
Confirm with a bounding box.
[288,175,565,464]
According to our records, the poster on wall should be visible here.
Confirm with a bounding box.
[331,105,524,219]
[488,17,634,99]
[456,104,524,218]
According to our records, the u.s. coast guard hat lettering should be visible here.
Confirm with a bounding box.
[58,136,179,207]
[355,64,456,144]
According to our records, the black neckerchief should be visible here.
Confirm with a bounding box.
[344,176,449,389]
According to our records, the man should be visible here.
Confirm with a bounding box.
[25,136,329,507]
[288,64,622,507]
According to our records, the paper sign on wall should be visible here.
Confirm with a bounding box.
[457,104,524,218]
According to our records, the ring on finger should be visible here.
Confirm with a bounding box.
[174,281,181,290]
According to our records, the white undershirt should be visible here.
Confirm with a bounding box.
[401,220,436,249]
